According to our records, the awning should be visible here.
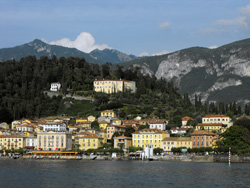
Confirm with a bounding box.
[25,146,34,149]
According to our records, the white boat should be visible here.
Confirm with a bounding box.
[90,153,97,160]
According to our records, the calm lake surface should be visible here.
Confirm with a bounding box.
[0,159,250,188]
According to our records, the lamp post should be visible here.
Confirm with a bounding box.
[229,147,231,166]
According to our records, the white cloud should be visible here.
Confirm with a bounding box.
[160,22,171,28]
[214,17,248,28]
[152,50,170,56]
[138,50,170,57]
[201,4,250,35]
[41,38,48,43]
[208,45,218,49]
[138,52,149,57]
[49,32,111,53]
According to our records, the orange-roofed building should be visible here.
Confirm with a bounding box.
[114,136,132,149]
[191,130,216,148]
[202,115,232,127]
[181,116,194,128]
[75,133,104,150]
[162,137,192,152]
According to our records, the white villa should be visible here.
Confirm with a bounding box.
[50,82,61,91]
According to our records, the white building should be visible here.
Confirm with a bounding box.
[17,124,34,132]
[25,136,37,150]
[202,115,232,127]
[170,127,187,135]
[50,82,61,91]
[149,120,166,131]
[39,122,67,132]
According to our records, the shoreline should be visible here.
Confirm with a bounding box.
[2,154,250,163]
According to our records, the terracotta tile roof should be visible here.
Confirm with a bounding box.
[133,128,167,134]
[79,133,103,139]
[182,116,194,121]
[114,136,132,139]
[191,130,216,136]
[99,121,109,124]
[17,124,34,128]
[162,137,179,141]
[163,137,191,141]
[197,123,223,126]
[203,115,229,118]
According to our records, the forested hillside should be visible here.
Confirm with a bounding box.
[0,55,246,124]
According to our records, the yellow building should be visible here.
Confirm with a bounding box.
[132,129,170,149]
[76,118,88,124]
[76,134,103,150]
[99,121,109,130]
[101,110,116,118]
[162,137,192,152]
[98,130,107,144]
[196,123,227,133]
[0,135,26,150]
[113,119,122,125]
[93,79,136,94]
[87,116,96,122]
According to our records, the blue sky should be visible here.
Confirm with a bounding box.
[1,0,250,56]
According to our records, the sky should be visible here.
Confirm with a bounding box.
[0,0,250,56]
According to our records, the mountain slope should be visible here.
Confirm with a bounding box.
[90,48,138,64]
[121,38,250,105]
[0,39,101,64]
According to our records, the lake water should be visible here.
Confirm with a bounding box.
[0,159,250,188]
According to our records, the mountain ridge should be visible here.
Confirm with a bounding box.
[0,39,139,64]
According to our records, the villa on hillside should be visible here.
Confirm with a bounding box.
[50,82,61,91]
[93,79,136,94]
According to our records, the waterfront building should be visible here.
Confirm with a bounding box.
[25,135,37,150]
[0,135,26,150]
[114,136,132,149]
[93,79,136,94]
[162,137,192,152]
[191,130,216,148]
[75,133,103,150]
[132,129,170,149]
[37,132,72,151]
[39,121,67,132]
[50,82,61,91]
[149,120,166,131]
[202,115,232,127]
[107,125,126,140]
